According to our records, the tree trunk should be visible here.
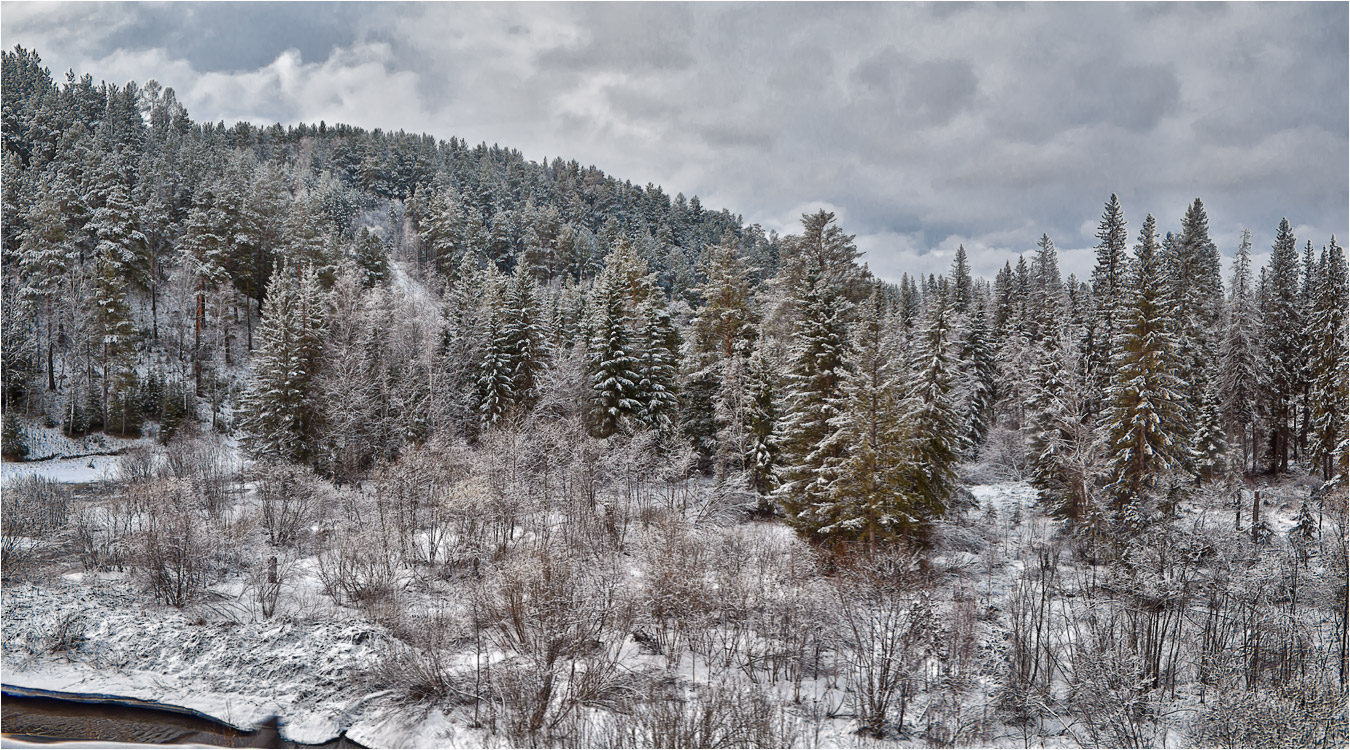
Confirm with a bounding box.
[1251,490,1261,542]
[194,280,204,395]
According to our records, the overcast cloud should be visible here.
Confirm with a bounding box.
[5,1,1346,281]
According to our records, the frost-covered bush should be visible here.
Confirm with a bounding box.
[136,480,211,607]
[1,476,71,578]
[315,523,401,616]
[477,544,636,747]
[602,676,798,749]
[1191,678,1348,748]
[254,461,323,548]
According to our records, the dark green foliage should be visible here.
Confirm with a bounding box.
[2,413,28,461]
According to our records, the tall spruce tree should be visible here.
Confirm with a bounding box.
[816,284,912,541]
[1220,230,1262,474]
[1262,218,1303,473]
[240,265,327,463]
[1101,214,1191,528]
[586,260,642,438]
[774,267,852,534]
[1089,193,1129,412]
[1308,239,1348,479]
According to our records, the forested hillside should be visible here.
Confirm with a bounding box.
[2,46,1347,748]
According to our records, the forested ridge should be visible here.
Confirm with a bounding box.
[2,46,1347,747]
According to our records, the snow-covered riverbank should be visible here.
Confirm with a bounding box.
[1,578,470,747]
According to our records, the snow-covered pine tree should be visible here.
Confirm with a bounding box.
[1261,218,1303,473]
[636,298,681,434]
[898,285,963,531]
[1029,233,1064,345]
[586,259,642,438]
[1307,238,1348,480]
[774,266,853,535]
[1088,193,1129,414]
[17,179,72,392]
[958,298,998,452]
[88,182,145,432]
[1221,230,1262,474]
[1173,199,1227,470]
[744,348,782,503]
[501,264,548,412]
[816,284,913,542]
[1101,214,1192,527]
[351,228,389,287]
[1024,327,1095,521]
[950,243,973,315]
[477,272,514,429]
[240,264,327,463]
[691,235,759,364]
[1192,381,1229,482]
[435,255,486,439]
[282,195,339,287]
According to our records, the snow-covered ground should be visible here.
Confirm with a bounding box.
[2,423,152,485]
[2,577,464,747]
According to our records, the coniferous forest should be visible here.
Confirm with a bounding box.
[1,43,1347,748]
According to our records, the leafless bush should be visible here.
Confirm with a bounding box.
[603,676,799,748]
[118,445,157,484]
[254,461,322,547]
[477,545,636,747]
[835,549,933,738]
[73,506,133,572]
[1,476,72,578]
[163,429,233,514]
[315,524,402,617]
[368,639,479,705]
[1191,677,1348,748]
[137,479,211,607]
[1002,547,1059,713]
[1062,634,1163,748]
[637,518,713,670]
[975,426,1029,480]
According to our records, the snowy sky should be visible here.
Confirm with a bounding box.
[4,1,1346,283]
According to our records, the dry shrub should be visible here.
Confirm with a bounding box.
[1,476,72,579]
[603,676,798,749]
[137,479,211,607]
[477,544,636,747]
[254,461,323,548]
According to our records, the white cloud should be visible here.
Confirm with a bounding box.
[3,2,1344,284]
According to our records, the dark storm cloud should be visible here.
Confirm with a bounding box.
[3,1,1344,281]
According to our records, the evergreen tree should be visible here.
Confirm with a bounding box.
[501,265,548,411]
[1262,218,1303,473]
[89,182,145,431]
[1101,214,1192,526]
[586,260,642,438]
[477,273,514,429]
[815,285,914,541]
[744,348,782,502]
[1025,328,1094,520]
[1089,193,1128,412]
[958,299,998,452]
[1308,238,1348,479]
[1221,230,1262,474]
[774,267,853,533]
[900,286,963,530]
[691,234,759,365]
[16,179,72,391]
[240,265,327,463]
[950,243,973,314]
[635,299,681,433]
[351,228,389,287]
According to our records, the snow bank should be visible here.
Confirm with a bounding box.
[1,579,462,746]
